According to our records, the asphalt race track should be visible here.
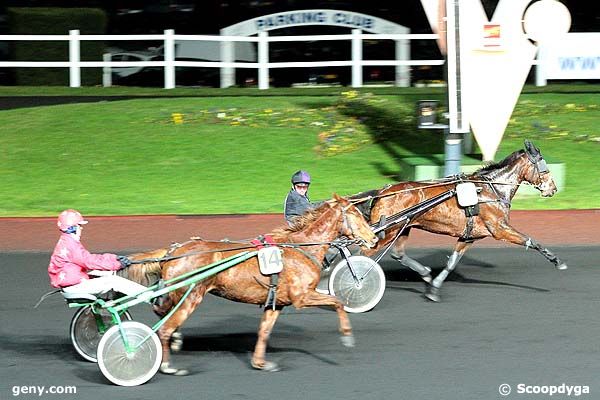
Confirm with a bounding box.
[2,246,599,400]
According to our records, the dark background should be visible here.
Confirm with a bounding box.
[0,1,598,86]
[2,1,598,35]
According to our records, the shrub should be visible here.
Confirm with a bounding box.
[7,7,107,86]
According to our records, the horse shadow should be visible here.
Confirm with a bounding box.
[299,97,444,180]
[381,251,550,294]
[0,332,74,359]
[174,314,342,372]
[0,332,109,384]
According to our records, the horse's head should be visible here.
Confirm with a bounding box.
[332,193,378,248]
[523,140,557,197]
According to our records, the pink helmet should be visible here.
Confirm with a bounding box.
[57,209,88,231]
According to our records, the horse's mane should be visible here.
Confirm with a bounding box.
[271,202,333,237]
[117,247,169,287]
[473,149,525,176]
[348,189,380,218]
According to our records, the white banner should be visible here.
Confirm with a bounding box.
[541,33,600,79]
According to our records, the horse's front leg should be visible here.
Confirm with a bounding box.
[489,222,568,270]
[251,308,282,372]
[292,290,354,347]
[425,240,473,302]
[389,228,432,283]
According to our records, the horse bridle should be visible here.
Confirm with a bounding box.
[527,153,549,174]
[524,140,550,191]
[526,154,549,192]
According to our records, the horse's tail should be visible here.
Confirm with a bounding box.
[116,248,169,287]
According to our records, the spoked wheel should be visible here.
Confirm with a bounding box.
[328,256,386,313]
[97,321,162,386]
[70,306,132,362]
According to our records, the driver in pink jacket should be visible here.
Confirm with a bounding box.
[48,209,146,297]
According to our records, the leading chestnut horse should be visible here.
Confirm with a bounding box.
[128,194,378,375]
[359,140,567,302]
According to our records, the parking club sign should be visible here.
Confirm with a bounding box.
[223,9,406,36]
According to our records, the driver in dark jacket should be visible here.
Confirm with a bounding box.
[284,170,318,225]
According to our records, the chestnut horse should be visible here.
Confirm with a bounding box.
[360,140,566,302]
[128,194,378,375]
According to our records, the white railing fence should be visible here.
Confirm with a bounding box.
[0,29,445,89]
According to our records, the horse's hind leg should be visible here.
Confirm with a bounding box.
[390,229,432,283]
[292,290,354,347]
[170,331,184,352]
[251,308,282,372]
[153,300,183,352]
[158,289,206,376]
[425,240,472,302]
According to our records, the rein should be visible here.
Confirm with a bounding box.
[347,178,533,205]
[130,238,361,265]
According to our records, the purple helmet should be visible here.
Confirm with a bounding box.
[291,170,311,185]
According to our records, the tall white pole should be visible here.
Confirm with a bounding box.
[444,0,467,176]
[351,29,363,88]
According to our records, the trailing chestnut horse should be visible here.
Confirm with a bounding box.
[128,194,377,375]
[359,140,566,302]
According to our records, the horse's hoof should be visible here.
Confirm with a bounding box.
[251,360,280,372]
[424,286,441,303]
[421,274,432,284]
[556,263,568,270]
[160,362,189,376]
[340,334,355,348]
[170,332,184,352]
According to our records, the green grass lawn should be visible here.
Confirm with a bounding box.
[1,86,599,216]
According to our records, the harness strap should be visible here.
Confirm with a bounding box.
[479,176,512,208]
[293,246,325,270]
[251,234,276,249]
[461,215,475,241]
[264,273,279,311]
[248,234,281,310]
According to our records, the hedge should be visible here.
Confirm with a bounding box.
[7,8,107,86]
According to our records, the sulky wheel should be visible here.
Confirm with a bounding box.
[70,306,132,362]
[97,321,162,386]
[328,256,386,313]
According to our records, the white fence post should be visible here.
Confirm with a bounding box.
[220,28,235,88]
[102,53,112,87]
[69,30,81,88]
[351,29,363,88]
[258,31,269,90]
[258,32,269,90]
[164,29,176,89]
[396,30,411,87]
